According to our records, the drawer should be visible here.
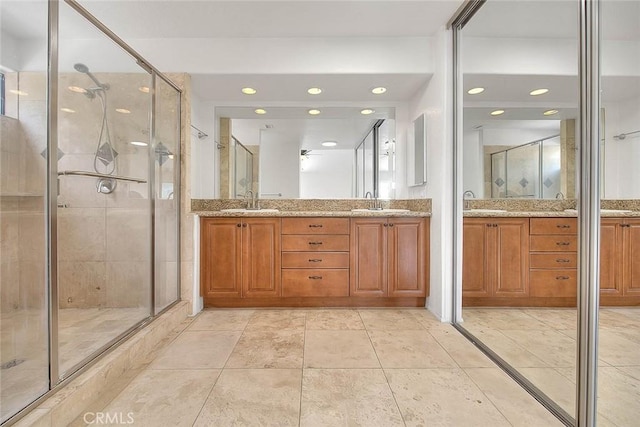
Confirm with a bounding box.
[530,218,577,235]
[530,253,578,269]
[282,252,350,269]
[530,270,577,297]
[530,235,578,252]
[282,235,350,252]
[282,218,349,235]
[282,269,349,297]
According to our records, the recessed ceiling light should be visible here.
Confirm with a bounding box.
[360,109,375,115]
[115,108,131,114]
[467,87,485,95]
[321,141,337,147]
[130,141,148,147]
[371,87,387,95]
[529,88,549,96]
[543,109,559,116]
[307,87,322,95]
[490,110,505,116]
[9,89,28,96]
[308,109,321,115]
[241,87,257,95]
[254,108,267,115]
[60,108,75,113]
[138,86,150,93]
[68,86,87,94]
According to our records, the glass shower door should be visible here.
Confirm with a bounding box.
[56,1,153,377]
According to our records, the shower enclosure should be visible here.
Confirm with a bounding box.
[0,0,181,423]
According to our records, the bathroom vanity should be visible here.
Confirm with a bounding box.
[197,202,430,308]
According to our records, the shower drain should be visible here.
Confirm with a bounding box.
[1,358,26,369]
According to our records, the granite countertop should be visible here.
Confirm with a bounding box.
[463,210,640,218]
[193,210,431,218]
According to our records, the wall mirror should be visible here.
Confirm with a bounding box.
[216,106,396,199]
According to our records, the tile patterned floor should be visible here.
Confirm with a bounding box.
[462,307,640,425]
[69,308,563,426]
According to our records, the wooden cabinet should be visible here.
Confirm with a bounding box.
[350,217,428,298]
[281,217,350,297]
[200,217,281,299]
[600,218,640,298]
[462,218,529,299]
[529,218,578,298]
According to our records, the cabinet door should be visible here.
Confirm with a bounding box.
[388,218,426,297]
[494,219,529,297]
[600,219,622,296]
[624,219,640,296]
[350,219,386,296]
[462,220,491,297]
[242,218,281,298]
[200,218,242,298]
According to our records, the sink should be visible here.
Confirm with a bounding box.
[465,209,508,213]
[351,208,410,213]
[220,208,280,213]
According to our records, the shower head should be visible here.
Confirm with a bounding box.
[74,63,108,90]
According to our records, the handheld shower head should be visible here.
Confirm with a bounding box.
[73,63,107,90]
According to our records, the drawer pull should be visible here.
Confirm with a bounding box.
[308,259,323,263]
[389,223,395,227]
[556,225,571,229]
[556,242,571,246]
[308,241,323,245]
[236,223,241,227]
[308,224,323,228]
[556,258,571,263]
[556,276,570,280]
[308,276,323,280]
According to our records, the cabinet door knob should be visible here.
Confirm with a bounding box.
[309,224,323,228]
[237,223,241,227]
[384,223,388,227]
[556,242,570,246]
[308,241,323,245]
[556,258,571,263]
[308,259,322,263]
[242,224,247,228]
[557,225,571,229]
[556,276,570,280]
[389,223,394,227]
[308,276,323,280]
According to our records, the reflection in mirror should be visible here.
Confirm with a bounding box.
[459,0,579,422]
[233,137,254,198]
[216,107,396,199]
[598,1,640,425]
[408,113,426,186]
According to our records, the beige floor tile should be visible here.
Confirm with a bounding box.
[385,368,510,426]
[599,309,640,329]
[597,367,640,426]
[194,369,301,427]
[300,369,403,427]
[368,329,457,368]
[501,329,576,368]
[462,308,549,330]
[598,328,640,366]
[464,328,549,368]
[150,330,241,369]
[518,368,576,416]
[226,330,304,368]
[244,309,305,331]
[304,330,379,368]
[522,308,578,330]
[358,309,423,330]
[305,309,364,330]
[100,369,220,427]
[428,327,495,368]
[617,365,640,381]
[408,308,445,329]
[465,367,564,426]
[188,309,254,331]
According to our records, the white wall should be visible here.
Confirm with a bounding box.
[403,27,453,322]
[300,149,354,199]
[463,130,483,197]
[259,132,300,198]
[190,95,216,199]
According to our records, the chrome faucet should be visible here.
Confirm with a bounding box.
[244,190,260,210]
[364,191,382,210]
[555,192,565,200]
[463,190,476,210]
